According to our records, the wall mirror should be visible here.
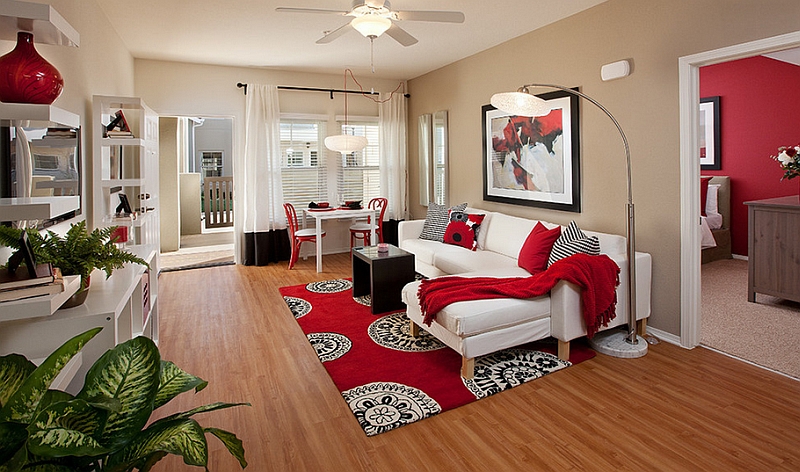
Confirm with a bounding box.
[418,110,448,206]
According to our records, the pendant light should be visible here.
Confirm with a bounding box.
[325,70,368,154]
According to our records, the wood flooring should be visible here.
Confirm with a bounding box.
[152,253,800,471]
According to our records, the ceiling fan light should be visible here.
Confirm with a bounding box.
[490,91,552,117]
[325,134,369,153]
[351,15,392,38]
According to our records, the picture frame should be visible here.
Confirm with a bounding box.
[482,89,581,212]
[700,96,721,170]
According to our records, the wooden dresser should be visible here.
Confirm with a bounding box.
[745,195,800,303]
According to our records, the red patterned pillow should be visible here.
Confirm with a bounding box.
[443,211,485,250]
[518,222,562,274]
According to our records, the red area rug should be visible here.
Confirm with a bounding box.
[279,279,595,436]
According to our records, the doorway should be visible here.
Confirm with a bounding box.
[159,116,235,271]
[679,31,800,347]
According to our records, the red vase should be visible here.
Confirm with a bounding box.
[0,32,64,105]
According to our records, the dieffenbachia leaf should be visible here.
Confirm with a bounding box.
[205,427,247,469]
[105,418,208,471]
[152,360,207,410]
[0,421,28,465]
[78,336,160,450]
[0,328,102,423]
[0,354,36,409]
[26,399,109,458]
[152,402,251,426]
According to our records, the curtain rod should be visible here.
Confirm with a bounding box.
[236,83,409,98]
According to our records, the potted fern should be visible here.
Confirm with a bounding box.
[0,327,249,470]
[0,221,147,307]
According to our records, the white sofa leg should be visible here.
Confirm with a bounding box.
[461,357,475,379]
[558,340,570,361]
[409,319,420,337]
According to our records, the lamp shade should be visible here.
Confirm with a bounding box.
[490,91,552,117]
[351,16,392,38]
[325,134,368,153]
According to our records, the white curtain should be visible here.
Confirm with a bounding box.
[239,84,286,264]
[378,92,408,221]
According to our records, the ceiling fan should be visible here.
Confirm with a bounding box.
[276,1,465,47]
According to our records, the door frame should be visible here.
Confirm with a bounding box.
[678,31,800,348]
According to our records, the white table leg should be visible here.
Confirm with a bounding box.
[370,209,376,245]
[316,217,323,272]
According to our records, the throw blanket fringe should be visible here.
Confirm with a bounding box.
[417,253,621,338]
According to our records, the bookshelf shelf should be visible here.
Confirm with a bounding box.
[0,274,80,322]
[0,196,80,221]
[0,0,79,47]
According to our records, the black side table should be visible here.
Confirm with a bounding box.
[352,245,416,314]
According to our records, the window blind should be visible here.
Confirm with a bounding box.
[280,120,327,207]
[337,121,381,204]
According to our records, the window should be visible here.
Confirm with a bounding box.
[337,121,380,203]
[280,120,327,207]
[200,151,223,177]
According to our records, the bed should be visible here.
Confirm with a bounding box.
[701,175,732,264]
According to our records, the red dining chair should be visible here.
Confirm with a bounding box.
[284,203,325,269]
[349,197,387,248]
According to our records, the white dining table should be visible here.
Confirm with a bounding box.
[303,207,376,273]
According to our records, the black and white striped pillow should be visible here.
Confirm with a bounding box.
[419,202,467,242]
[547,220,600,267]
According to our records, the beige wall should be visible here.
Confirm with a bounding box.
[406,0,800,336]
[134,59,406,256]
[158,118,179,251]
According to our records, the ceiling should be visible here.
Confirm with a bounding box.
[96,0,607,80]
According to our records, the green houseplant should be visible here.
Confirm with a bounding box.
[0,328,249,471]
[0,221,148,306]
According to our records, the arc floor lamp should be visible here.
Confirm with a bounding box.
[491,84,647,357]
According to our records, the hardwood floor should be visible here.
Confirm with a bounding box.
[153,253,800,471]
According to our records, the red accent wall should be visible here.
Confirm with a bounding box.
[700,56,800,256]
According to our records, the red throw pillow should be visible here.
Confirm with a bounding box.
[518,222,562,274]
[443,212,485,250]
[700,176,712,217]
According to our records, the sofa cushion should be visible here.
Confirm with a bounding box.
[402,279,550,337]
[518,222,562,274]
[548,220,600,267]
[419,202,468,242]
[443,211,485,250]
[482,213,538,259]
[434,247,518,274]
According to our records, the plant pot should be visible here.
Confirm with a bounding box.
[61,288,88,309]
[0,32,64,104]
[60,275,90,309]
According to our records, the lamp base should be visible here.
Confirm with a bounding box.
[588,329,648,358]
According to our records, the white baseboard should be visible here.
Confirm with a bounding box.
[732,254,748,261]
[646,326,683,347]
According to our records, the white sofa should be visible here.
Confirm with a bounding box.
[399,208,652,378]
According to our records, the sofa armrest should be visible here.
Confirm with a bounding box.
[550,251,652,342]
[398,219,425,243]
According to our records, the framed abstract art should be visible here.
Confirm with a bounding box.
[700,96,721,170]
[482,89,581,212]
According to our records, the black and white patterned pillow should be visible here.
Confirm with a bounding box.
[419,202,467,242]
[547,220,600,267]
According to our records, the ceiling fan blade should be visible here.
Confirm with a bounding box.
[394,10,465,23]
[316,23,353,44]
[385,23,418,47]
[276,7,348,15]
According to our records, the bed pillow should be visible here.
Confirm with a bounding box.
[547,220,601,267]
[518,222,562,274]
[443,211,485,250]
[706,184,720,215]
[419,202,468,242]
[700,176,712,217]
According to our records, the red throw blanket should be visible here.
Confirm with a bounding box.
[417,253,621,338]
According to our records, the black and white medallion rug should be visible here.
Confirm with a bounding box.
[280,279,595,436]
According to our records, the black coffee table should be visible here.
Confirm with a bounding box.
[352,244,416,314]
